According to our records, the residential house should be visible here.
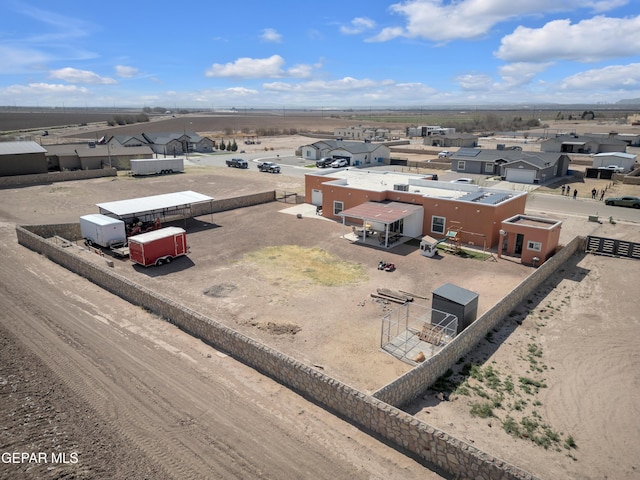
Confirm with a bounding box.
[109,131,214,155]
[305,169,527,249]
[300,140,390,166]
[406,126,455,137]
[541,134,627,154]
[451,148,570,184]
[425,132,479,148]
[334,126,390,140]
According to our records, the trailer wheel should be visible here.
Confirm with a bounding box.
[156,258,164,266]
[168,169,174,174]
[165,257,172,264]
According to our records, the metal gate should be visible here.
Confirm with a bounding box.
[586,235,640,259]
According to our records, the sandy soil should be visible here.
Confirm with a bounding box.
[0,219,441,480]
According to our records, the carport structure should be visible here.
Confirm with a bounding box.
[96,190,214,225]
[338,201,423,248]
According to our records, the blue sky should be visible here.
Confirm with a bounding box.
[1,0,639,108]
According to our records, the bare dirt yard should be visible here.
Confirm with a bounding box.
[2,115,640,479]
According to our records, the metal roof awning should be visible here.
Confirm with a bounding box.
[96,190,214,221]
[339,201,423,224]
[339,201,423,248]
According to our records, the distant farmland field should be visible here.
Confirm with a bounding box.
[0,111,120,133]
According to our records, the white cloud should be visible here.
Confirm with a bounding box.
[115,65,139,78]
[205,55,316,79]
[49,67,117,85]
[4,82,89,95]
[498,62,553,87]
[260,28,282,43]
[496,16,640,63]
[206,55,286,78]
[369,0,629,43]
[455,74,496,91]
[225,87,260,95]
[340,17,376,35]
[262,77,437,104]
[0,45,50,74]
[561,63,640,91]
[286,64,314,78]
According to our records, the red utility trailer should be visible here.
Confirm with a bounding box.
[128,227,188,267]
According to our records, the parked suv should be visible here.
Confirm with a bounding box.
[316,157,334,168]
[438,150,452,158]
[331,158,349,168]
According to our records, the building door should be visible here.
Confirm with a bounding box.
[311,189,323,206]
[515,234,524,255]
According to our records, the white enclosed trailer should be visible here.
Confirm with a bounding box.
[130,158,184,176]
[79,214,127,248]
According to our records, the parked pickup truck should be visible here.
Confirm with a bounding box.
[226,158,248,168]
[257,161,280,173]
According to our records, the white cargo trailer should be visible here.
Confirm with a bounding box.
[80,214,127,248]
[130,158,184,176]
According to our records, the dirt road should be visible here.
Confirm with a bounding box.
[0,223,442,480]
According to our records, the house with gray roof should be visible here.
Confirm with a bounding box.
[108,131,214,155]
[541,134,627,154]
[451,148,570,184]
[423,132,479,148]
[109,134,148,147]
[300,140,390,167]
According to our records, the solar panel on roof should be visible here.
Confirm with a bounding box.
[459,192,485,202]
[476,193,511,204]
[456,149,481,157]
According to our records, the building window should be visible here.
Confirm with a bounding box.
[527,241,542,252]
[431,215,446,234]
[457,161,466,171]
[333,201,344,216]
[485,162,494,173]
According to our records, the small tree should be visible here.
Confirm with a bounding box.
[220,140,226,151]
[230,139,238,152]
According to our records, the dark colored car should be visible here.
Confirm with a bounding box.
[604,196,640,208]
[316,157,334,168]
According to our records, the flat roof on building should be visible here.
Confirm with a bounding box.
[309,169,525,204]
[503,214,562,230]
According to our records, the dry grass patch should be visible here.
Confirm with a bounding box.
[243,245,367,287]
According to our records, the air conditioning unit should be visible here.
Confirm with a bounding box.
[393,184,409,191]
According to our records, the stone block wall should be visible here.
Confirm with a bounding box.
[16,225,540,480]
[373,236,585,408]
[0,168,116,188]
[191,191,276,216]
